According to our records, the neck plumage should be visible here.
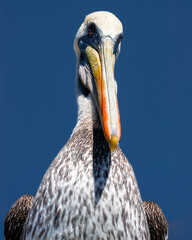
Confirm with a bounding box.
[74,63,102,133]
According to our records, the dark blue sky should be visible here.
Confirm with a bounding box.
[1,1,192,239]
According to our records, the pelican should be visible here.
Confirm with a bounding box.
[6,11,152,239]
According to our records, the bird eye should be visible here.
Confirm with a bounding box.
[87,23,96,35]
[116,34,123,45]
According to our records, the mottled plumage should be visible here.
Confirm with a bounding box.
[4,195,34,240]
[4,196,168,239]
[21,126,149,239]
[143,201,168,240]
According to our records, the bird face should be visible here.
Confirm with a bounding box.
[74,11,123,151]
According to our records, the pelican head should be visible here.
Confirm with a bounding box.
[74,11,123,151]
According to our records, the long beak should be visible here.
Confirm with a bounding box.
[85,38,121,151]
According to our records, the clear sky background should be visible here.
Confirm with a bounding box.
[1,0,192,239]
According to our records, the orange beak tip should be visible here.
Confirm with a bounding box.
[110,134,119,152]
